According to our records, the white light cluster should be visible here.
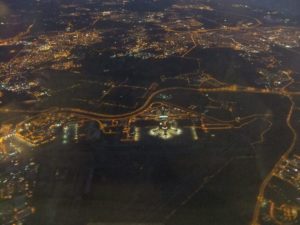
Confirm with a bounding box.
[149,126,182,140]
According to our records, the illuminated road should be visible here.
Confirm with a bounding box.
[56,85,299,225]
[56,85,300,120]
[3,85,299,120]
[0,23,34,46]
[2,83,299,225]
[251,95,297,225]
[1,2,300,225]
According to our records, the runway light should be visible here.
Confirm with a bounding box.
[134,127,140,141]
[191,127,198,140]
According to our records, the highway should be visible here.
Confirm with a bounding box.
[56,85,299,120]
[55,85,299,225]
[3,84,299,225]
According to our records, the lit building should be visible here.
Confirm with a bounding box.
[149,106,182,139]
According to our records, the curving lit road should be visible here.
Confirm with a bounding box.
[57,85,300,120]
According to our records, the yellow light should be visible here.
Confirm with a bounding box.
[191,127,198,140]
[134,127,140,141]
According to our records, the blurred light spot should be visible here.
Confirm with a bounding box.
[0,1,9,17]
